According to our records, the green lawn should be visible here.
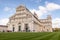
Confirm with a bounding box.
[0,32,60,40]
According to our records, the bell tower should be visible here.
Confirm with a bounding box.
[47,15,52,20]
[47,15,52,32]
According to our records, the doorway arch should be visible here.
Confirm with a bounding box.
[18,26,21,32]
[25,24,29,32]
[13,27,15,32]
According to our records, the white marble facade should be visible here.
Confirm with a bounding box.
[7,5,52,32]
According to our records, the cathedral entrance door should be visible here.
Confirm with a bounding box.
[18,26,21,32]
[25,24,29,32]
[13,27,15,32]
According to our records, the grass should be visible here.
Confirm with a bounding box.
[0,32,60,40]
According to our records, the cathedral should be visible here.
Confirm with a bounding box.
[7,5,52,32]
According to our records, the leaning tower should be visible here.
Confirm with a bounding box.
[47,15,52,32]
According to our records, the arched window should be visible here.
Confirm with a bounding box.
[18,23,21,24]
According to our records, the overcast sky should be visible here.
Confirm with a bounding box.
[0,0,60,28]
